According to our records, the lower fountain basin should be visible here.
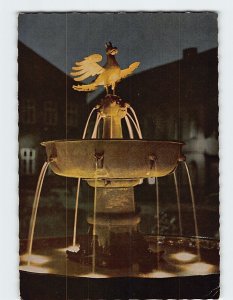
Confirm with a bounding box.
[19,235,219,299]
[42,139,184,179]
[20,235,219,277]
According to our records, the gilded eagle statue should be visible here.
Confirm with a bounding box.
[70,42,140,95]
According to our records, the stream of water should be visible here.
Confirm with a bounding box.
[128,106,143,138]
[92,176,98,274]
[126,113,143,139]
[26,161,50,265]
[125,115,134,139]
[183,161,201,259]
[91,113,102,138]
[82,107,96,139]
[173,172,183,236]
[72,178,81,247]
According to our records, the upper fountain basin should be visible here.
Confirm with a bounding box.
[41,139,184,179]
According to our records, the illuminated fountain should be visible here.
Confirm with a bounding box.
[20,43,219,289]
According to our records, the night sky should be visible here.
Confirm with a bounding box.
[18,12,217,100]
[18,12,218,72]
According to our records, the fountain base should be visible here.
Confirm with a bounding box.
[66,231,164,270]
[20,235,219,276]
[19,235,219,299]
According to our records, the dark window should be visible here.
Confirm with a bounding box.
[67,102,78,127]
[44,101,58,126]
[21,99,36,124]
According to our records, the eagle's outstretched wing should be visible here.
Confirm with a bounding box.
[120,62,140,79]
[70,54,104,82]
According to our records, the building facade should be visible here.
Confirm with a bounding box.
[18,42,88,238]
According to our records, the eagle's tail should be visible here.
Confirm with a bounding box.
[72,83,98,92]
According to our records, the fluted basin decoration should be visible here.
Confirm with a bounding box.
[42,139,184,179]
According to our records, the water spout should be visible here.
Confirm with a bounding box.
[173,172,183,236]
[92,177,98,274]
[72,178,81,247]
[27,161,50,265]
[126,113,143,139]
[128,106,143,137]
[82,107,97,139]
[183,161,201,259]
[91,113,102,139]
[125,115,134,139]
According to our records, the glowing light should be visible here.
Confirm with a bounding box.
[80,272,109,278]
[19,265,53,274]
[56,245,80,253]
[170,252,197,263]
[66,245,80,252]
[181,262,215,275]
[140,270,175,278]
[20,254,51,265]
[56,247,67,253]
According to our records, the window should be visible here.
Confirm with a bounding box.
[189,120,198,139]
[67,102,78,127]
[21,99,36,124]
[20,148,36,175]
[44,101,58,126]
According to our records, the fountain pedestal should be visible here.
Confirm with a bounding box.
[87,187,140,248]
[85,187,150,268]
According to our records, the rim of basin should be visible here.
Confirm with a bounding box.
[41,139,185,146]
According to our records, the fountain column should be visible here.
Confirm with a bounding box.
[87,187,140,248]
[86,95,144,265]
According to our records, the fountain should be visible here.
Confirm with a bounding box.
[19,43,219,299]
